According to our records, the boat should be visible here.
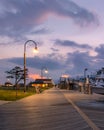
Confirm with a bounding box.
[90,67,104,94]
[94,68,104,88]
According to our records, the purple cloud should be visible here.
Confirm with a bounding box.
[54,39,92,49]
[95,44,104,59]
[2,43,104,80]
[0,0,98,37]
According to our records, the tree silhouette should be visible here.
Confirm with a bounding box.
[5,66,28,88]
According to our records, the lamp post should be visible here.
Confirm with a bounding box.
[84,68,88,81]
[41,67,48,79]
[24,40,38,92]
[83,68,88,93]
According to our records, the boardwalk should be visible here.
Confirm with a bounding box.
[61,90,104,130]
[0,87,103,130]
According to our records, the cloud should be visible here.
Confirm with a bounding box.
[7,55,65,70]
[4,50,96,76]
[31,27,51,35]
[65,51,92,75]
[50,47,59,52]
[64,48,104,76]
[1,43,104,81]
[55,0,99,27]
[0,54,66,83]
[95,44,104,59]
[54,39,92,49]
[0,0,98,38]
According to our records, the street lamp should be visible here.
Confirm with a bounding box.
[84,68,88,81]
[41,66,48,79]
[24,40,38,92]
[83,68,88,93]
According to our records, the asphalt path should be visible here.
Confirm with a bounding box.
[0,87,103,130]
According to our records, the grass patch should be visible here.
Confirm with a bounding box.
[0,89,35,101]
[0,86,52,101]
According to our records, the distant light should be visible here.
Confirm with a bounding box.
[61,74,69,78]
[45,69,48,73]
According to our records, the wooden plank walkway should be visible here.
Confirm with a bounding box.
[0,88,103,130]
[61,89,104,130]
[79,107,104,130]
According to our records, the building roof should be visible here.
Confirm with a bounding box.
[32,78,54,84]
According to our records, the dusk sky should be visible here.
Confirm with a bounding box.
[0,0,104,84]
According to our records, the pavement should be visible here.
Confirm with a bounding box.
[0,88,104,130]
[60,90,104,110]
[0,91,103,103]
[59,89,104,130]
[0,89,103,106]
[0,89,104,112]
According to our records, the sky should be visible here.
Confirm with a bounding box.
[0,0,104,84]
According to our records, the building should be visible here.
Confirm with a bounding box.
[4,82,13,87]
[31,78,54,88]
